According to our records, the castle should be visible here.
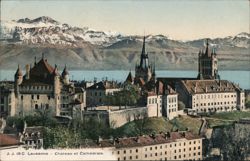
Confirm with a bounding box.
[2,55,86,117]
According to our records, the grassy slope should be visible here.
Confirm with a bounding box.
[119,115,202,137]
[118,111,250,137]
[205,111,250,127]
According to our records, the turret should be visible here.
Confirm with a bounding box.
[62,65,70,85]
[15,65,23,85]
[53,65,61,116]
[14,65,23,97]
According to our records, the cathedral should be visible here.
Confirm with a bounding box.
[12,55,85,117]
[197,39,220,80]
[126,36,155,86]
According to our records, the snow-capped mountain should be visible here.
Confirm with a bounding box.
[1,16,249,49]
[1,16,123,46]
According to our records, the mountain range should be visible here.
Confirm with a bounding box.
[0,16,249,70]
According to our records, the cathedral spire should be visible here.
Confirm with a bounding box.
[140,36,149,68]
[205,39,211,57]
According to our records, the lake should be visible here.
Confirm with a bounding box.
[0,70,249,89]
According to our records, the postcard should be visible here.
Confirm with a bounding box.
[0,0,249,161]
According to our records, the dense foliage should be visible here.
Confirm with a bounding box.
[104,83,140,106]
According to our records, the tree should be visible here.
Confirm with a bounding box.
[133,111,149,136]
[178,101,185,110]
[212,126,250,161]
[104,83,140,106]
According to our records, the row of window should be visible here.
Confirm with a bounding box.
[117,151,201,161]
[194,93,236,100]
[20,85,52,90]
[168,97,177,103]
[148,97,158,104]
[117,141,201,155]
[197,106,235,112]
[194,101,236,107]
[34,104,49,110]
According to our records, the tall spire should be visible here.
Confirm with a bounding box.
[205,38,211,57]
[140,35,149,68]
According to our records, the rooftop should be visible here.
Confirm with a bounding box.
[181,79,242,94]
[0,134,22,147]
[99,131,202,149]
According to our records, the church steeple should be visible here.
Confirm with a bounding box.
[140,36,149,69]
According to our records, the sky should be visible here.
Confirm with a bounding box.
[1,0,249,40]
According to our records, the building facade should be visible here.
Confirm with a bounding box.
[177,80,245,113]
[98,131,203,161]
[1,56,86,117]
[162,85,179,120]
[86,81,122,107]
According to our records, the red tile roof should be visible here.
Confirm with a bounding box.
[99,132,202,148]
[0,134,21,147]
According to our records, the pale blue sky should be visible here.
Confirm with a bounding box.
[1,0,249,40]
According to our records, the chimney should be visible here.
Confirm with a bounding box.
[25,64,30,80]
[135,136,140,143]
[165,132,171,139]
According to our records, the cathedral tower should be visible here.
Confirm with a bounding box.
[135,36,153,83]
[197,39,220,80]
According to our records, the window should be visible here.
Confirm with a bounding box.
[123,157,126,161]
[37,95,39,100]
[31,95,34,99]
[21,95,23,100]
[136,149,138,152]
[129,156,132,160]
[145,154,147,158]
[48,96,50,100]
[130,150,132,153]
[124,150,126,154]
[117,151,120,154]
[35,104,38,110]
[136,155,138,159]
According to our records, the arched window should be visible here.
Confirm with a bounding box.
[35,104,38,109]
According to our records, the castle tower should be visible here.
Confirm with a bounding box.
[62,65,70,85]
[53,65,61,116]
[14,65,23,97]
[197,39,220,80]
[135,36,153,83]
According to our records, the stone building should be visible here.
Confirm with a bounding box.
[162,85,179,120]
[98,131,203,161]
[20,125,44,149]
[0,82,15,117]
[1,56,86,117]
[197,39,220,80]
[176,79,245,113]
[82,106,147,128]
[86,80,122,107]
